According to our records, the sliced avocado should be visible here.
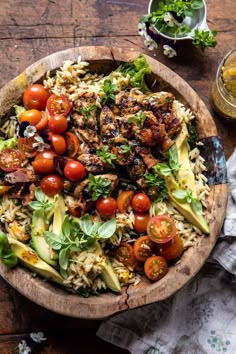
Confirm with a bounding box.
[52,195,66,235]
[8,237,64,285]
[175,122,197,197]
[31,210,58,266]
[94,242,121,293]
[165,174,209,234]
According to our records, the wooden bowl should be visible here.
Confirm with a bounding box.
[0,47,227,319]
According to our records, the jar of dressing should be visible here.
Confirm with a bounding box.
[211,48,236,120]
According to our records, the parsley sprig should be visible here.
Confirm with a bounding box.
[100,79,117,107]
[78,105,97,118]
[96,145,117,168]
[128,110,146,127]
[87,173,112,201]
[192,28,217,50]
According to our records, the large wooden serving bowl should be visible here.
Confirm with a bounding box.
[0,47,227,319]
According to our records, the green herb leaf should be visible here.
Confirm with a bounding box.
[61,215,71,238]
[153,163,172,177]
[128,110,146,128]
[172,189,187,201]
[191,198,203,215]
[191,0,204,10]
[59,247,70,270]
[100,79,117,107]
[44,231,64,250]
[97,145,117,168]
[98,219,116,239]
[0,232,18,268]
[78,104,97,118]
[78,214,94,235]
[167,144,180,172]
[172,188,203,214]
[144,172,168,202]
[35,187,45,203]
[192,29,217,50]
[14,105,26,119]
[87,173,112,201]
[120,144,132,154]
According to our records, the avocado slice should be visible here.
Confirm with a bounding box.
[175,122,197,197]
[52,195,67,235]
[165,174,209,234]
[31,210,58,266]
[8,237,64,285]
[94,242,121,293]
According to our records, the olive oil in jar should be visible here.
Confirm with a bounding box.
[211,48,236,120]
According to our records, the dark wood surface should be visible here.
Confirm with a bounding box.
[0,0,235,352]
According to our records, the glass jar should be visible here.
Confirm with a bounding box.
[211,48,236,120]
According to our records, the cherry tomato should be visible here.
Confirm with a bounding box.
[50,133,66,155]
[133,235,155,262]
[134,213,150,234]
[144,256,168,281]
[131,193,151,213]
[23,84,50,111]
[64,160,85,181]
[64,132,80,158]
[18,137,38,158]
[112,243,136,267]
[35,111,49,131]
[147,215,176,244]
[157,235,184,261]
[48,114,68,134]
[46,94,72,116]
[32,149,57,174]
[0,148,22,172]
[117,190,135,213]
[19,109,42,126]
[40,174,64,197]
[96,197,117,217]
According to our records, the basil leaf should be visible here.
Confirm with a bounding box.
[98,219,116,239]
[44,231,63,250]
[29,201,43,210]
[191,199,203,215]
[59,247,70,270]
[35,187,45,203]
[0,232,18,268]
[191,0,203,9]
[78,214,94,235]
[154,163,172,177]
[172,189,187,200]
[61,215,71,238]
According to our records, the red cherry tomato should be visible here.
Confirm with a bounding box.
[157,235,184,261]
[23,84,50,111]
[133,235,155,262]
[19,109,42,126]
[131,193,151,213]
[134,213,150,234]
[64,132,80,158]
[144,256,168,281]
[64,160,85,182]
[147,215,176,244]
[40,174,64,197]
[96,197,117,217]
[117,190,135,213]
[50,133,66,155]
[17,137,38,158]
[48,114,68,134]
[32,149,57,174]
[112,243,136,267]
[0,148,22,172]
[46,94,72,116]
[35,111,49,131]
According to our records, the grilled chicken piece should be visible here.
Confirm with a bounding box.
[135,147,158,169]
[116,116,134,140]
[4,168,38,184]
[74,174,119,198]
[115,91,149,115]
[143,111,158,127]
[148,92,174,113]
[78,153,106,174]
[127,155,146,181]
[99,106,120,143]
[110,136,135,166]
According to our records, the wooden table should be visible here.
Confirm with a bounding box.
[0,1,235,353]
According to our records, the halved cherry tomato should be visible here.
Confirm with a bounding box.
[131,193,151,213]
[0,148,22,172]
[64,132,80,158]
[23,84,50,111]
[18,137,38,158]
[32,149,57,174]
[147,215,176,244]
[134,213,150,234]
[48,114,68,134]
[96,197,117,217]
[63,160,85,182]
[50,133,66,155]
[157,235,184,261]
[133,236,155,262]
[112,242,136,267]
[144,256,168,281]
[117,190,135,213]
[46,94,72,116]
[40,174,64,197]
[35,111,49,131]
[19,109,42,126]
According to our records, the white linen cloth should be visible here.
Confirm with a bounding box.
[97,150,236,354]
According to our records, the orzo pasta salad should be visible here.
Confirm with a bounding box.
[0,55,209,296]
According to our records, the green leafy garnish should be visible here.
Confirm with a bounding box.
[165,143,181,175]
[128,110,146,127]
[0,136,17,152]
[116,55,151,91]
[120,144,132,154]
[44,215,116,270]
[186,122,199,149]
[0,232,18,268]
[100,79,117,107]
[96,145,117,168]
[78,105,97,118]
[87,173,112,201]
[172,188,203,214]
[144,172,168,202]
[29,187,56,223]
[153,162,172,177]
[14,105,26,119]
[192,28,217,50]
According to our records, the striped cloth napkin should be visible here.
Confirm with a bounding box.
[97,149,236,354]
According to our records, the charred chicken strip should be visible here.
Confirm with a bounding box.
[99,106,120,143]
[74,174,119,198]
[78,153,106,174]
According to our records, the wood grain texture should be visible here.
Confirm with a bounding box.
[0,46,227,319]
[0,0,234,352]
